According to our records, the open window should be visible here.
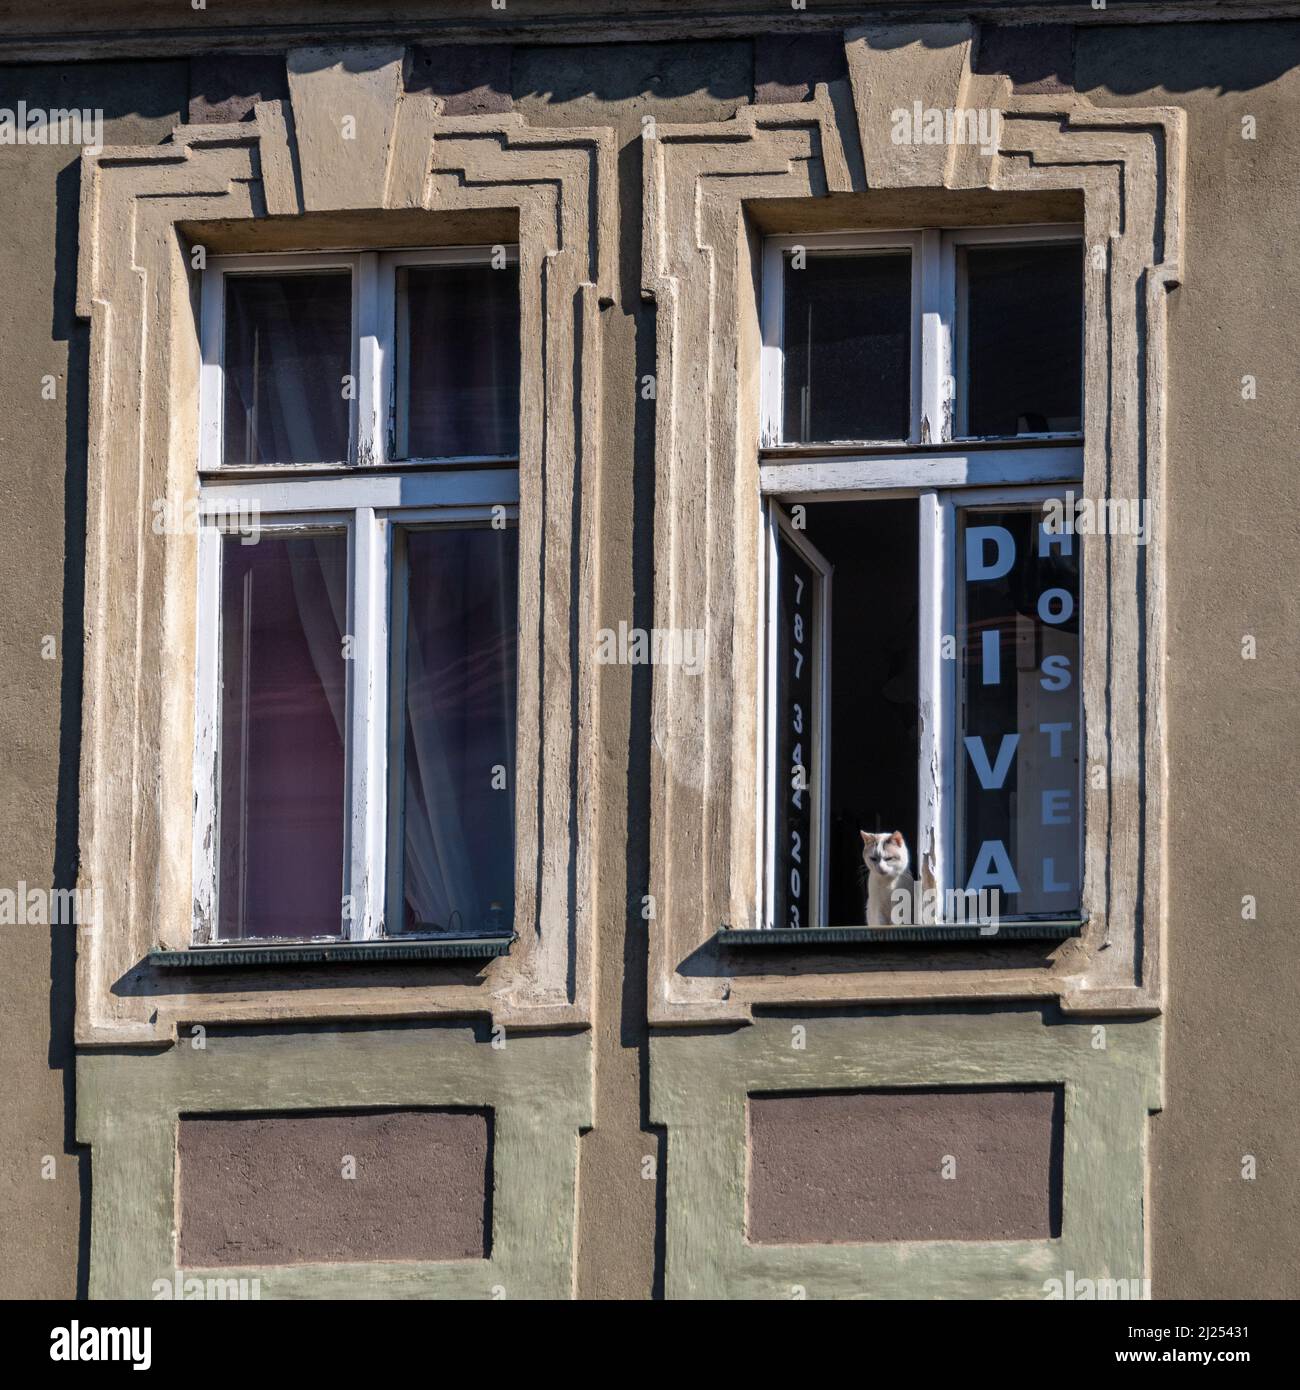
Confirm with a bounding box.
[759,227,1084,935]
[193,248,521,944]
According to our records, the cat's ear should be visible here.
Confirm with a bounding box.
[860,830,875,846]
[887,831,905,846]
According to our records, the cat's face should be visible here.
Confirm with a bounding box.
[860,830,909,877]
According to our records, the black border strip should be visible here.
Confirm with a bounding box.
[717,923,1084,946]
[149,936,515,968]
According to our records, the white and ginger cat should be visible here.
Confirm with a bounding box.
[860,830,914,927]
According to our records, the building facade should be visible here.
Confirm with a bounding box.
[0,0,1296,1300]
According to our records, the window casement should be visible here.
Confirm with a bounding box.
[192,247,521,945]
[758,226,1085,937]
[74,58,610,1041]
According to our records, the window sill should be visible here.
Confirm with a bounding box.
[148,936,516,969]
[716,922,1085,946]
[199,456,520,482]
[758,434,1083,460]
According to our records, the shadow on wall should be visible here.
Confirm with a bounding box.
[118,22,1300,137]
[861,18,1300,96]
[50,152,89,1300]
[1070,18,1300,96]
[511,38,753,107]
[25,56,191,1302]
[503,21,1300,114]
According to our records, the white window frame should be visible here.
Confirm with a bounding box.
[199,251,365,472]
[762,224,1082,452]
[761,230,924,448]
[192,247,521,945]
[760,502,833,931]
[199,246,520,474]
[378,244,520,465]
[948,223,1085,441]
[758,225,1085,930]
[949,484,1084,919]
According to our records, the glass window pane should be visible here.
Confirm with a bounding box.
[962,243,1082,437]
[397,262,520,459]
[782,251,911,444]
[222,273,352,465]
[957,505,1081,918]
[771,500,920,930]
[394,526,518,934]
[218,532,348,940]
[810,500,920,926]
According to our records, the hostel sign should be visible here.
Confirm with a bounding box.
[959,509,1081,918]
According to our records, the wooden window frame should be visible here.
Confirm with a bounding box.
[761,224,1083,453]
[199,250,364,473]
[760,503,833,930]
[758,227,1085,931]
[382,243,519,465]
[640,37,1181,1020]
[74,66,612,1040]
[192,248,521,946]
[948,224,1085,442]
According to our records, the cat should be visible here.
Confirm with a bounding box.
[860,830,914,927]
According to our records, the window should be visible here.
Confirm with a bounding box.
[193,248,521,943]
[760,227,1084,933]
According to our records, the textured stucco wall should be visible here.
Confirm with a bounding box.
[0,13,1296,1300]
[513,17,1300,1299]
[177,1109,491,1266]
[651,1008,1160,1300]
[1074,19,1300,1302]
[512,38,752,1301]
[77,1026,592,1299]
[748,1087,1063,1244]
[0,59,188,1300]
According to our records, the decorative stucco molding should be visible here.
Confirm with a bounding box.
[74,46,615,1043]
[642,24,1183,1023]
[651,1010,1162,1299]
[79,1026,593,1299]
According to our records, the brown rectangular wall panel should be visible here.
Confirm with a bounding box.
[748,1087,1063,1244]
[177,1109,491,1267]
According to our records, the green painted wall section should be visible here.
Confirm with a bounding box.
[77,1025,592,1300]
[651,1008,1162,1300]
[79,1010,1160,1300]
